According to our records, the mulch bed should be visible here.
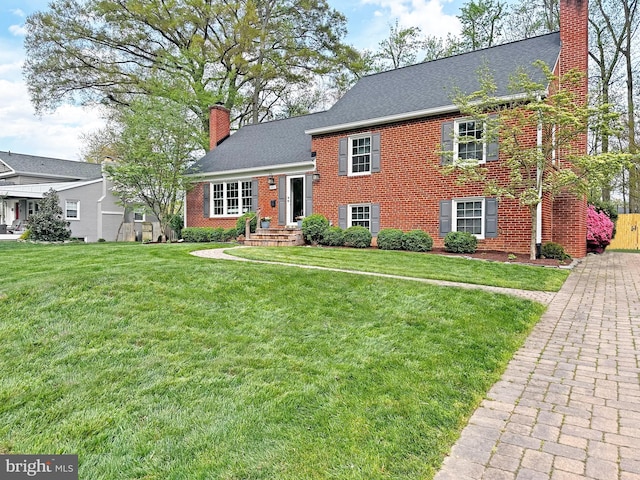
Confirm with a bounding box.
[429,248,573,267]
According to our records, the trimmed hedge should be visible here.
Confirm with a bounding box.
[301,214,330,244]
[235,212,257,235]
[181,227,233,242]
[377,228,404,250]
[319,226,345,246]
[444,231,478,253]
[344,226,372,248]
[402,230,433,252]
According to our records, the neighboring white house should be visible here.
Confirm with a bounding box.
[0,151,158,242]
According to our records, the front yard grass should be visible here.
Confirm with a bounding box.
[0,242,547,479]
[229,246,569,291]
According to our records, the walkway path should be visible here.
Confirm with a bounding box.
[191,247,558,305]
[435,252,640,480]
[193,248,640,479]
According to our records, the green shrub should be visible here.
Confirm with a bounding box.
[222,227,238,241]
[27,189,71,242]
[376,228,404,250]
[541,242,570,260]
[181,227,214,242]
[301,214,329,244]
[319,226,345,246]
[343,226,372,248]
[235,212,257,235]
[444,231,478,253]
[168,214,184,239]
[402,230,433,252]
[97,238,106,243]
[209,227,225,242]
[20,229,31,241]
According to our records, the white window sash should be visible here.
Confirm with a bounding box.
[348,134,372,176]
[452,197,485,239]
[453,119,487,164]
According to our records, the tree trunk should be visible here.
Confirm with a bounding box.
[623,0,639,211]
[530,205,538,260]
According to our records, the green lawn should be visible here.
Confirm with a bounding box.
[229,246,569,291]
[0,242,549,479]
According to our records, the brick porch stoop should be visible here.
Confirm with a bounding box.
[243,227,305,247]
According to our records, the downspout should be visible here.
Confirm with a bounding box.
[536,116,543,254]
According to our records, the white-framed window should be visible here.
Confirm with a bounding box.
[452,198,484,238]
[454,119,486,164]
[27,201,39,218]
[65,200,79,220]
[349,134,371,176]
[349,203,371,230]
[211,180,253,217]
[134,209,145,222]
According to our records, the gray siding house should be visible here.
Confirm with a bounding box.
[0,151,157,242]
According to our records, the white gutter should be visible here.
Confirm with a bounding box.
[188,161,314,180]
[305,92,544,135]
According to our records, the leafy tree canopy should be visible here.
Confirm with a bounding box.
[24,0,361,148]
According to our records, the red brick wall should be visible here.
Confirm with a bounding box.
[311,115,540,254]
[549,0,588,258]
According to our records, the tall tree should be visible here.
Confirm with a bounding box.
[457,0,507,50]
[104,98,205,240]
[374,20,427,70]
[589,0,627,201]
[24,0,356,147]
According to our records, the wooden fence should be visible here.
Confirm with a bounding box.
[608,214,640,250]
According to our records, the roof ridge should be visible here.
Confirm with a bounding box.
[361,31,561,80]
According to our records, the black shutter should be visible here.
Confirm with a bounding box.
[485,198,498,238]
[278,176,286,224]
[441,121,454,165]
[338,137,348,176]
[486,114,499,162]
[439,200,452,237]
[305,174,313,216]
[371,203,380,235]
[251,179,258,212]
[371,133,381,173]
[203,183,210,217]
[338,205,347,229]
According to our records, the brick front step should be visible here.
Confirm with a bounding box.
[243,228,304,247]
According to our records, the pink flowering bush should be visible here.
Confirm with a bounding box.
[586,205,614,254]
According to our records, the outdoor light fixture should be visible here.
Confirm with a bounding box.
[312,172,321,183]
[267,175,275,185]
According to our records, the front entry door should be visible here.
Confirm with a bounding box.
[286,176,305,225]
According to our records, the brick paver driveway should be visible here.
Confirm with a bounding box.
[435,252,640,480]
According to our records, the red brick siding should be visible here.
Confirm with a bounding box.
[312,115,541,254]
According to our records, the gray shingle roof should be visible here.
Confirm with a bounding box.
[312,32,561,131]
[194,33,561,174]
[192,112,323,174]
[0,151,102,180]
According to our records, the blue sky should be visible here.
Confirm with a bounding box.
[0,0,463,160]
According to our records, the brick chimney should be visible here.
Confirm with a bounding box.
[209,104,231,151]
[551,0,588,258]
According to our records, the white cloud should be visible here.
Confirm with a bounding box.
[11,8,25,17]
[0,78,104,160]
[9,24,27,36]
[356,0,461,49]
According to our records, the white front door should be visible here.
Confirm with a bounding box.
[286,176,305,225]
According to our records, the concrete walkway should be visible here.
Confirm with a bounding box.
[193,248,640,479]
[191,247,558,305]
[435,252,640,480]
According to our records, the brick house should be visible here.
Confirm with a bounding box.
[186,0,588,257]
